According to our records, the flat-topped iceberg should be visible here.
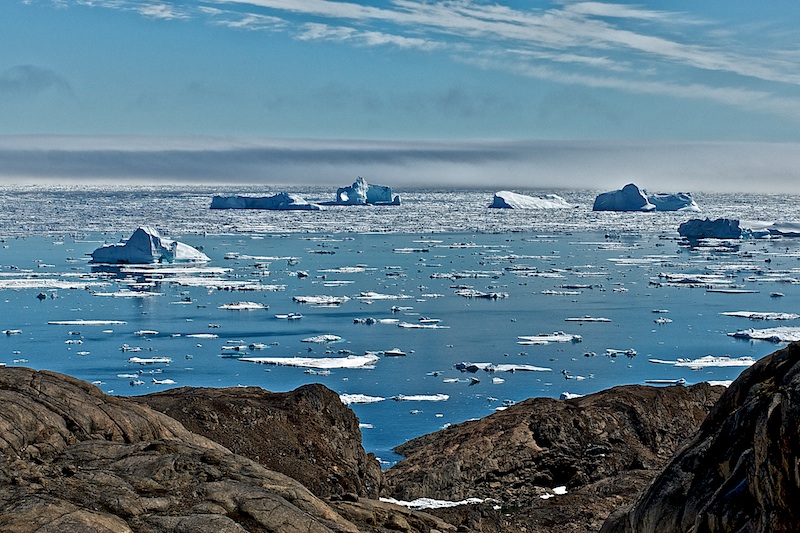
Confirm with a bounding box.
[593,184,699,212]
[210,192,320,210]
[326,177,400,205]
[90,226,209,264]
[593,184,655,212]
[489,191,575,209]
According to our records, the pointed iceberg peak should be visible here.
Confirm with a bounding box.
[90,226,209,264]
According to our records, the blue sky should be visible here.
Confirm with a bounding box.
[2,0,800,191]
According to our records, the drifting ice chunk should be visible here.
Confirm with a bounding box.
[592,184,655,212]
[339,394,386,405]
[647,192,700,211]
[329,177,401,205]
[210,192,320,210]
[390,394,449,401]
[721,311,800,321]
[90,226,209,264]
[489,191,575,209]
[239,354,379,369]
[301,334,342,343]
[517,332,582,345]
[649,355,755,369]
[218,301,269,310]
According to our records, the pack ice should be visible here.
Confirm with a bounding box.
[90,226,209,264]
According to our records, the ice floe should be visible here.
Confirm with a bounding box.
[379,497,483,510]
[90,226,209,264]
[390,394,449,401]
[517,332,582,345]
[239,354,379,369]
[339,394,386,405]
[49,319,128,325]
[301,334,342,343]
[728,326,800,343]
[128,357,172,364]
[292,295,350,305]
[217,301,269,310]
[721,311,800,321]
[649,355,756,369]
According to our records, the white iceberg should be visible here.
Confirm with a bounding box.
[721,311,800,321]
[390,394,449,401]
[728,326,800,343]
[90,226,209,264]
[646,192,700,211]
[517,332,582,345]
[328,177,400,205]
[592,184,655,212]
[339,393,386,405]
[217,301,269,310]
[239,354,379,369]
[649,355,756,369]
[210,192,320,210]
[489,191,575,209]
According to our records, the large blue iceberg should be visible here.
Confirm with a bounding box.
[90,226,210,264]
[593,184,699,212]
[327,177,400,206]
[593,184,655,212]
[210,192,320,210]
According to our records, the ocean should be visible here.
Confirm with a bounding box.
[1,185,798,465]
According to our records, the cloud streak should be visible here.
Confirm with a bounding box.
[51,0,800,121]
[1,136,799,194]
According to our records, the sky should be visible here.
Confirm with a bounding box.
[2,0,800,192]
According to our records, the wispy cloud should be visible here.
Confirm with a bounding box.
[0,65,74,98]
[34,0,800,120]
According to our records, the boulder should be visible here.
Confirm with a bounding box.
[602,342,800,533]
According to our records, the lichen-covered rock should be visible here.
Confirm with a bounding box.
[135,384,384,499]
[602,342,800,533]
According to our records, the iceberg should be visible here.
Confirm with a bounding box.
[90,226,209,264]
[646,192,700,211]
[592,184,655,212]
[210,192,320,210]
[489,191,575,209]
[678,218,742,240]
[326,177,400,205]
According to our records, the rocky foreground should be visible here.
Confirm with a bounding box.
[0,342,798,532]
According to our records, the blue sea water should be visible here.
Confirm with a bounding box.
[0,186,799,465]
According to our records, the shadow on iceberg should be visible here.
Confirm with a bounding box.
[89,226,209,264]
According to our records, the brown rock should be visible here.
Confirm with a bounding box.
[602,342,800,533]
[134,383,384,499]
[386,383,723,532]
